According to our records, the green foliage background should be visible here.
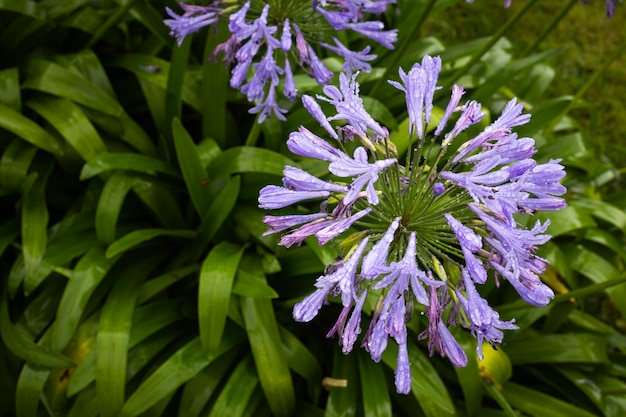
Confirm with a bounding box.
[1,0,625,416]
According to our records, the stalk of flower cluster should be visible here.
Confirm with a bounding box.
[258,54,566,394]
[164,0,397,122]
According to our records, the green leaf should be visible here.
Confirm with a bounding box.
[454,331,483,416]
[0,102,63,155]
[241,295,295,417]
[23,59,156,155]
[131,178,185,229]
[207,355,259,417]
[0,67,22,111]
[166,38,190,129]
[26,96,107,162]
[172,118,214,215]
[196,175,241,248]
[198,242,244,359]
[95,172,140,244]
[357,350,391,417]
[22,162,52,280]
[177,349,239,417]
[505,333,609,365]
[0,139,37,191]
[137,264,199,304]
[119,331,244,417]
[207,147,294,178]
[535,205,597,237]
[0,219,20,259]
[502,382,599,417]
[570,198,626,231]
[80,153,181,180]
[232,269,279,299]
[278,326,322,386]
[0,0,46,19]
[106,228,196,259]
[52,246,113,351]
[96,257,156,417]
[325,349,359,417]
[15,362,50,417]
[0,289,74,368]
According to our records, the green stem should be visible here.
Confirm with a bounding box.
[244,115,262,147]
[368,0,438,96]
[520,0,578,57]
[445,0,540,88]
[545,39,626,135]
[202,20,230,148]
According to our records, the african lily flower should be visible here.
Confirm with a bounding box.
[164,0,397,122]
[258,54,567,393]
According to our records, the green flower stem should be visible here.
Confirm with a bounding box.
[244,115,262,147]
[368,0,438,96]
[545,39,626,134]
[445,0,540,88]
[520,0,578,57]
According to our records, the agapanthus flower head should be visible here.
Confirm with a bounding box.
[258,55,567,393]
[165,0,397,121]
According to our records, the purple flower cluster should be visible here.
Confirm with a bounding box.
[164,1,397,122]
[258,54,567,394]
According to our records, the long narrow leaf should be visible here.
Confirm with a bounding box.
[199,242,244,359]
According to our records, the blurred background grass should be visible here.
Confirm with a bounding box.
[425,0,626,168]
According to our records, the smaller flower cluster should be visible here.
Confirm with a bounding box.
[164,1,397,122]
[259,55,567,393]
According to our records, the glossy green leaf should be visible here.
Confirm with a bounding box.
[0,102,63,155]
[0,139,37,191]
[22,165,51,280]
[0,290,74,368]
[95,172,140,244]
[325,349,359,417]
[22,59,156,155]
[535,205,597,237]
[119,331,244,417]
[96,257,156,417]
[207,147,294,178]
[0,0,45,19]
[241,295,295,417]
[571,198,626,231]
[278,326,322,386]
[357,350,391,417]
[166,38,190,128]
[196,175,241,249]
[454,331,483,416]
[80,153,180,180]
[198,241,244,359]
[232,269,279,298]
[126,0,172,46]
[178,349,239,417]
[172,118,214,215]
[131,178,185,229]
[106,228,196,259]
[207,355,259,417]
[137,264,199,304]
[15,362,50,417]
[26,96,107,162]
[66,385,99,417]
[17,231,98,296]
[52,246,113,351]
[505,333,609,364]
[0,67,22,111]
[502,382,598,417]
[106,54,201,111]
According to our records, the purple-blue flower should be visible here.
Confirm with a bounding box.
[259,56,567,394]
[165,0,398,121]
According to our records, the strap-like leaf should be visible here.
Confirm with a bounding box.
[199,242,244,359]
[241,294,295,417]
